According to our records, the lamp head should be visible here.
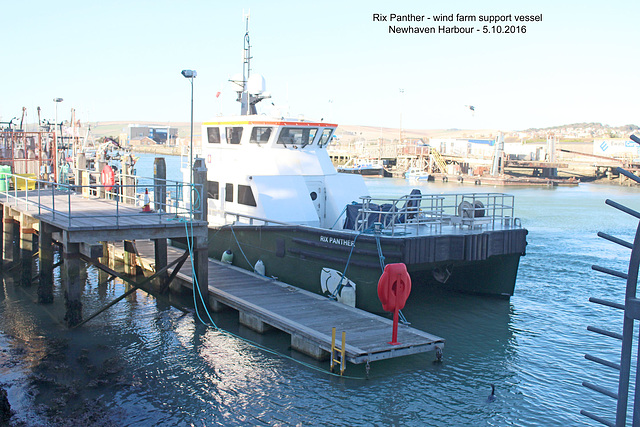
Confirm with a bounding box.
[181,70,197,79]
[53,98,63,103]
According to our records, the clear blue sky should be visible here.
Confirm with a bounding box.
[2,0,639,131]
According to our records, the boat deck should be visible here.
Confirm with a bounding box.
[131,240,445,364]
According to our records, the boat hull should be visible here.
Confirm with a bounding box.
[205,224,527,313]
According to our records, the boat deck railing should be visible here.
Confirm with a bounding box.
[355,192,520,236]
[0,171,202,228]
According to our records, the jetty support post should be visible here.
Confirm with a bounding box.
[0,205,3,271]
[62,239,83,327]
[3,206,18,265]
[97,157,106,199]
[19,214,37,286]
[192,158,209,311]
[38,222,54,303]
[153,158,168,290]
[193,158,208,223]
[192,233,209,312]
[123,240,137,276]
[76,152,88,197]
[122,154,136,204]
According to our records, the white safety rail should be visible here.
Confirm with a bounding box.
[355,192,521,236]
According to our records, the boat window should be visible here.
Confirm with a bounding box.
[318,128,333,148]
[207,181,219,199]
[225,183,233,202]
[207,127,221,144]
[250,127,273,144]
[238,184,257,206]
[276,127,318,147]
[226,127,243,144]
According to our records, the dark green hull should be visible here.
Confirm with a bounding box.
[208,225,527,314]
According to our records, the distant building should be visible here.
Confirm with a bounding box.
[593,139,640,161]
[128,124,178,145]
[429,138,495,159]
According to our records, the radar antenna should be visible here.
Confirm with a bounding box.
[232,12,271,115]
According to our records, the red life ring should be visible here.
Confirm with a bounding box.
[377,263,412,313]
[101,164,115,192]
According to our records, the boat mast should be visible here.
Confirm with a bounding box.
[240,14,251,115]
[235,13,269,116]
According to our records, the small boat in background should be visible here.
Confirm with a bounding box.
[404,167,430,181]
[337,158,386,177]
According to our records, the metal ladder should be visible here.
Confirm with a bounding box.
[582,166,640,426]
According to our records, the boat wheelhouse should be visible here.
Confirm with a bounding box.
[198,117,368,229]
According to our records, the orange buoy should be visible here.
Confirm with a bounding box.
[377,263,412,345]
[101,164,115,192]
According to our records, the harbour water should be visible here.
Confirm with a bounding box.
[1,153,639,426]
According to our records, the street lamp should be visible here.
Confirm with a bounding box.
[53,97,63,182]
[181,69,196,214]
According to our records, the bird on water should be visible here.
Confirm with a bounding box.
[487,384,496,402]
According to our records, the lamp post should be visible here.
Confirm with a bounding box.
[53,97,63,182]
[181,69,196,213]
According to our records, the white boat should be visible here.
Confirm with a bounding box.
[179,20,528,313]
[404,167,430,181]
[337,158,386,177]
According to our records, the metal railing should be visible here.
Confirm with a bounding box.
[354,192,519,236]
[582,167,640,427]
[0,171,202,228]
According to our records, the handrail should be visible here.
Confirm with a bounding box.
[354,192,519,235]
[0,171,203,227]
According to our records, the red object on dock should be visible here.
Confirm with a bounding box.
[101,165,115,192]
[377,263,412,345]
[142,188,151,212]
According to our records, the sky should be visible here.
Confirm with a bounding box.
[1,0,639,131]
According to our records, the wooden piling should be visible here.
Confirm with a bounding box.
[3,206,17,264]
[38,222,54,303]
[62,242,83,327]
[123,240,137,276]
[19,225,36,286]
[122,154,136,204]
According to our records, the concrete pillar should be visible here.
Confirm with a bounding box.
[192,235,209,312]
[291,334,329,360]
[193,158,208,222]
[208,297,229,312]
[239,312,272,333]
[63,242,83,327]
[153,157,166,212]
[38,222,54,303]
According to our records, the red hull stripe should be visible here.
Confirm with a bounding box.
[203,120,337,128]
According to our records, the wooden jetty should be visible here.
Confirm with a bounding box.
[0,157,210,327]
[122,240,445,365]
[0,157,444,369]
